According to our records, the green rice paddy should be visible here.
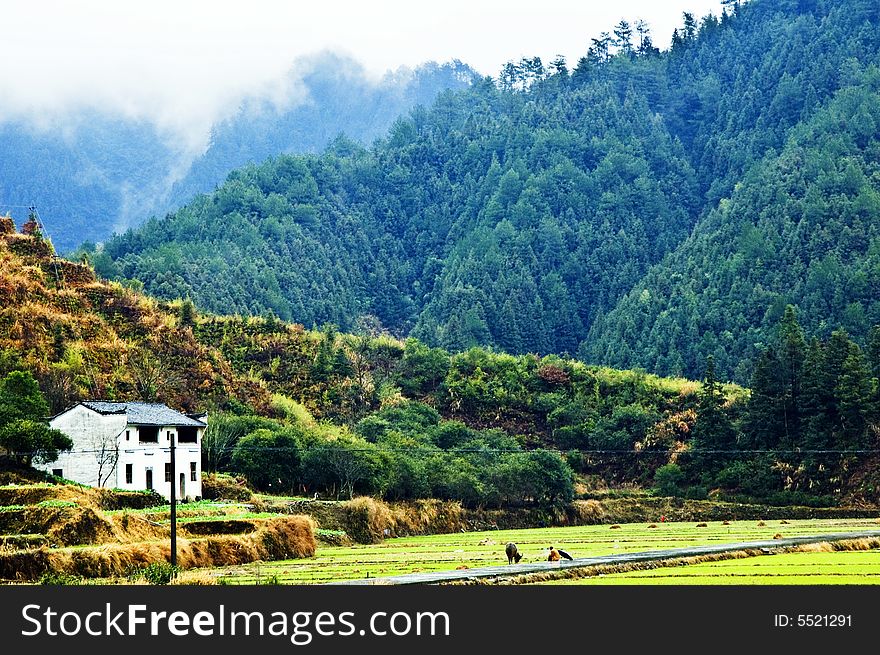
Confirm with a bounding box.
[211,517,880,584]
[539,550,880,585]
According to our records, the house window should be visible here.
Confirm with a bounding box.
[125,430,130,441]
[52,469,63,478]
[125,464,133,484]
[165,463,172,483]
[167,431,174,441]
[190,462,197,482]
[145,468,153,490]
[139,427,159,443]
[178,427,198,443]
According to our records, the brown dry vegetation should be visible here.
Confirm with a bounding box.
[0,481,163,511]
[0,231,270,413]
[201,473,255,502]
[315,497,466,544]
[0,516,315,581]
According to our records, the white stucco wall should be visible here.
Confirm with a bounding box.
[117,427,203,501]
[40,404,204,501]
[39,404,127,487]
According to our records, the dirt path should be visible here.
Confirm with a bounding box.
[328,530,880,585]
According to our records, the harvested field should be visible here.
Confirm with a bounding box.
[0,480,317,582]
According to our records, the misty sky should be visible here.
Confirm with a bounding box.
[3,0,722,144]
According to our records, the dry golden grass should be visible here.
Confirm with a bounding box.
[169,570,221,585]
[0,516,316,581]
[570,500,605,523]
[327,497,468,543]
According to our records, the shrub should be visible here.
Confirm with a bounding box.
[231,428,302,493]
[39,571,84,585]
[653,463,684,497]
[133,562,181,585]
[0,420,73,466]
[684,485,709,500]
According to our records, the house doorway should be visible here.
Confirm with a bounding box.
[179,473,186,499]
[145,468,153,490]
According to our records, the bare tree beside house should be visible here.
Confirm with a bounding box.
[91,430,120,487]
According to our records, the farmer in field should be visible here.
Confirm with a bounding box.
[547,546,573,562]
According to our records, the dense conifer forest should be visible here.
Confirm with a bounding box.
[87,0,880,383]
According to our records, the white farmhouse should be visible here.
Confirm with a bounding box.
[39,401,206,501]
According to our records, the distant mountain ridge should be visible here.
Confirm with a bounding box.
[0,56,475,251]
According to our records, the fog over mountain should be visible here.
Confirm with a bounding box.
[0,54,475,250]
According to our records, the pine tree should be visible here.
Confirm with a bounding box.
[690,355,737,477]
[801,338,830,450]
[777,305,806,443]
[613,20,634,56]
[867,325,880,382]
[743,347,784,449]
[835,344,871,450]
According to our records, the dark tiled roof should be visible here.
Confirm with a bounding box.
[79,401,206,427]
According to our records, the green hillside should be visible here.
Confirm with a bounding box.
[4,223,878,505]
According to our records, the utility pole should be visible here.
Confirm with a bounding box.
[170,431,177,568]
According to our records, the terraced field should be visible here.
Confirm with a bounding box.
[0,483,316,581]
[212,518,880,584]
[539,550,880,585]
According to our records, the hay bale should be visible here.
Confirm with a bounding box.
[201,473,254,502]
[1,534,48,550]
[571,500,605,524]
[695,523,708,528]
[610,524,622,529]
[341,497,394,544]
[96,488,165,510]
[757,521,766,527]
[773,533,783,539]
[722,520,730,525]
[647,524,658,528]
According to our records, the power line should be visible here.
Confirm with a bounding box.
[52,445,880,455]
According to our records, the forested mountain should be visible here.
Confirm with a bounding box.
[0,58,472,251]
[0,115,184,252]
[88,0,880,383]
[162,56,476,214]
[587,74,880,381]
[0,223,742,505]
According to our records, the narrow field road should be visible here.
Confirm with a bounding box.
[328,530,880,585]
